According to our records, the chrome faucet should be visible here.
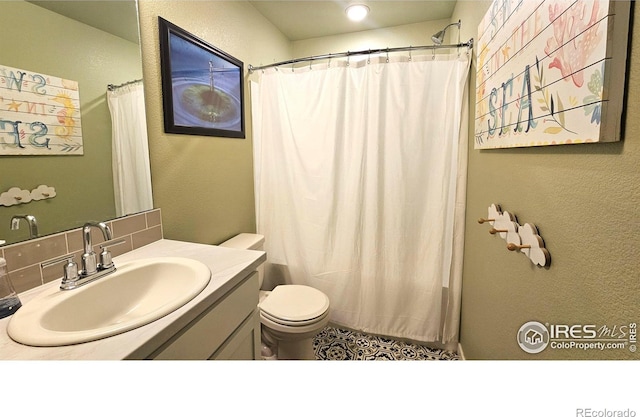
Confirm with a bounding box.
[10,215,38,238]
[41,221,125,290]
[81,221,112,276]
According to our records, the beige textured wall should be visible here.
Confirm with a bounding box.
[137,1,291,245]
[454,1,639,359]
[292,19,451,58]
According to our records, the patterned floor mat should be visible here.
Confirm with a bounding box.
[313,326,460,360]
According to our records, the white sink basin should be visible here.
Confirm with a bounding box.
[7,257,211,347]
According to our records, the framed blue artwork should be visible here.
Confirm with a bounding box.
[158,17,245,139]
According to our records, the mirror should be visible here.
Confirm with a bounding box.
[0,0,150,246]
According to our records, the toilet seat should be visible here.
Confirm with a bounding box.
[261,307,330,327]
[259,285,330,327]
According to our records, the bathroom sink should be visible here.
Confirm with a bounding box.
[7,257,211,347]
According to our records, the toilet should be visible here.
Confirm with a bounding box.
[219,233,330,360]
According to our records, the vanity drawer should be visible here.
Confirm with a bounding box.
[150,271,259,360]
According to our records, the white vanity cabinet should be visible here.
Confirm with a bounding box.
[147,271,261,360]
[0,239,265,360]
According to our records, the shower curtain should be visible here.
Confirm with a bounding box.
[107,81,153,217]
[251,52,470,344]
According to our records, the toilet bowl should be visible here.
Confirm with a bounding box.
[219,233,330,360]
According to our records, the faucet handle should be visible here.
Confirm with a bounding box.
[99,238,127,269]
[41,254,79,287]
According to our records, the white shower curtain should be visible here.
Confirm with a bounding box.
[107,81,153,217]
[251,52,469,344]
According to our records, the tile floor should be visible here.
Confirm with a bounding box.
[313,326,460,360]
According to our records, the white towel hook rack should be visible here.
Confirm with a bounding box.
[479,204,551,267]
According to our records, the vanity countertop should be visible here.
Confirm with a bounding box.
[0,239,265,360]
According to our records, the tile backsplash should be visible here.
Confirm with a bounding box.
[0,209,163,293]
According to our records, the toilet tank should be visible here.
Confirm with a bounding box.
[219,233,265,288]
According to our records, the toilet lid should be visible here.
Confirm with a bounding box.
[259,285,330,323]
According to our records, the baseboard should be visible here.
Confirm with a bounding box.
[457,342,466,360]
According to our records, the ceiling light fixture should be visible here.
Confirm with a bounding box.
[346,4,369,22]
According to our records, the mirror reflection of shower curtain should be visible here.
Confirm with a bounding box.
[251,53,470,344]
[107,81,153,217]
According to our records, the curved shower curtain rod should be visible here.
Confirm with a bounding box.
[107,78,143,91]
[248,38,474,72]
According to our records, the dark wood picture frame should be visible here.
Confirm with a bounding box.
[158,17,245,138]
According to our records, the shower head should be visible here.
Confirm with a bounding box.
[431,31,445,45]
[431,20,461,45]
